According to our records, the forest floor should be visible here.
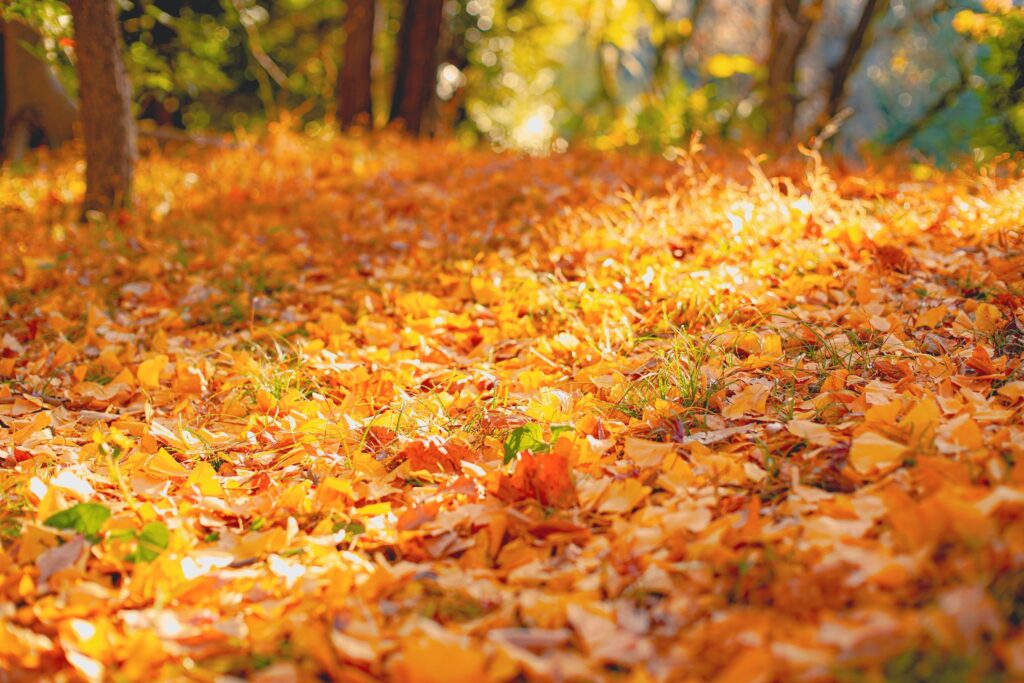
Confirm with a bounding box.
[1,131,1024,682]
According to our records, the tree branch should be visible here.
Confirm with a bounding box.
[822,0,885,123]
[229,0,288,88]
[890,62,968,146]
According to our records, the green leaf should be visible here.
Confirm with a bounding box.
[44,503,111,538]
[139,521,169,550]
[550,423,574,440]
[128,522,170,563]
[106,529,137,541]
[503,423,548,464]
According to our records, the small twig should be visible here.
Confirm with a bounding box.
[811,106,854,152]
[229,0,288,88]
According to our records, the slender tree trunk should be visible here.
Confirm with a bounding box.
[764,0,821,144]
[1,24,6,151]
[68,0,136,213]
[1,20,78,160]
[338,0,375,128]
[390,0,445,136]
[818,0,885,127]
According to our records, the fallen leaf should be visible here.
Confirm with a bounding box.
[598,478,651,513]
[138,355,169,389]
[974,303,1002,333]
[849,432,907,474]
[915,305,948,328]
[723,383,770,419]
[623,437,674,467]
[495,450,575,508]
[787,419,835,446]
[185,461,224,496]
[36,535,86,586]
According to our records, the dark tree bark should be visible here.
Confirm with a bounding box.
[997,34,1024,149]
[818,0,886,127]
[68,0,136,213]
[1,24,5,150]
[338,0,376,128]
[764,0,822,144]
[390,0,445,136]
[1,20,78,160]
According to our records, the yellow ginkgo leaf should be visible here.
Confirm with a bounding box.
[915,305,948,329]
[897,396,941,444]
[185,461,223,496]
[975,303,1002,333]
[937,415,985,452]
[137,354,169,389]
[849,432,907,474]
[144,448,189,479]
[623,437,674,468]
[723,383,770,419]
[787,419,834,446]
[598,478,651,514]
[315,476,354,511]
[998,381,1024,401]
[394,628,487,683]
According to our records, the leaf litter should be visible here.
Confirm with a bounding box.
[1,131,1024,681]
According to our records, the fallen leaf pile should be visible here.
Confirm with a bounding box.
[2,131,1024,681]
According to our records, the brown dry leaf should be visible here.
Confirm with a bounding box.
[36,535,86,587]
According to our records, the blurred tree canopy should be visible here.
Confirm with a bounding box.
[2,0,1024,162]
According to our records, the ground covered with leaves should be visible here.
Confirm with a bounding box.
[2,132,1024,682]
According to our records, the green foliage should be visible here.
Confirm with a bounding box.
[1,0,66,25]
[109,520,172,561]
[954,4,1024,155]
[838,647,1004,683]
[127,521,170,562]
[503,422,572,463]
[44,503,111,541]
[118,0,345,129]
[456,0,737,151]
[8,0,1024,158]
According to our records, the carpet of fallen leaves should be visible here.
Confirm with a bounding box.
[2,130,1024,683]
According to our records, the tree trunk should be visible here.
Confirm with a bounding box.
[1,20,78,160]
[818,0,885,129]
[338,0,375,129]
[390,0,445,136]
[1,24,5,151]
[764,0,821,144]
[68,0,136,213]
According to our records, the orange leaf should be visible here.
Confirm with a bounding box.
[494,450,575,508]
[402,437,476,474]
[849,431,906,474]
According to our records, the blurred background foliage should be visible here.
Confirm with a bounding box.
[3,0,1024,162]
